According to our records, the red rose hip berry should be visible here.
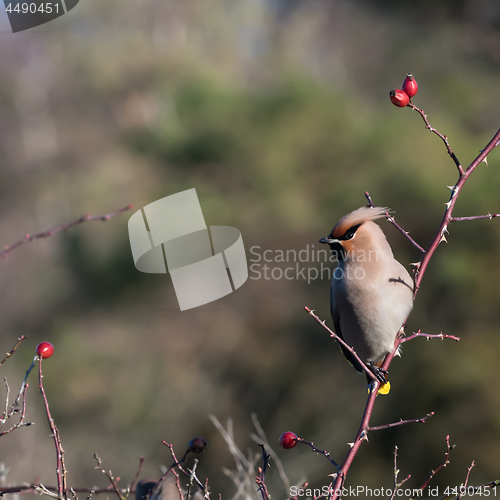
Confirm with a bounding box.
[279,431,298,449]
[36,342,54,359]
[389,89,410,107]
[402,73,418,98]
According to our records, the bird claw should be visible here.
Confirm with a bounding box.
[368,362,388,383]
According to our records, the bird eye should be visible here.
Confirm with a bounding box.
[345,230,355,240]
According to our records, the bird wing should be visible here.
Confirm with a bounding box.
[331,286,364,374]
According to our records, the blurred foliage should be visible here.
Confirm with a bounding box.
[1,0,500,498]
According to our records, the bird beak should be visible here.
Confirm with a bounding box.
[319,236,336,244]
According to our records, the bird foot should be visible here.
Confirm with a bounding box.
[369,362,388,384]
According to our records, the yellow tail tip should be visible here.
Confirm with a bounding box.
[368,380,391,395]
[378,381,391,395]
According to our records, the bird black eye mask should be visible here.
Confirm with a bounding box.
[339,223,361,241]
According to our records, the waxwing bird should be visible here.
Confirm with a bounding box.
[319,206,414,383]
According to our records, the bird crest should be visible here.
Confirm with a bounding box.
[331,206,389,238]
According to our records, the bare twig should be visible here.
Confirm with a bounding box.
[456,462,475,500]
[415,435,454,495]
[152,457,178,496]
[161,442,210,500]
[304,307,376,383]
[466,480,500,497]
[83,489,96,500]
[294,437,340,471]
[250,412,290,495]
[255,446,270,500]
[0,379,8,425]
[0,486,128,496]
[0,205,133,261]
[39,357,68,499]
[389,447,411,500]
[368,412,434,432]
[399,330,460,343]
[153,437,207,498]
[365,192,425,252]
[451,213,500,222]
[35,483,62,499]
[0,336,28,367]
[129,456,144,493]
[185,460,198,500]
[408,102,464,175]
[94,454,125,500]
[210,415,261,500]
[172,470,184,500]
[15,355,38,405]
[0,380,32,437]
[0,489,22,497]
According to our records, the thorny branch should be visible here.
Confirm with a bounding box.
[306,88,500,498]
[294,437,340,471]
[39,357,68,500]
[364,193,424,253]
[0,205,133,261]
[408,102,464,175]
[399,330,460,343]
[304,307,376,383]
[451,213,500,221]
[412,127,500,297]
[414,435,454,496]
[367,412,434,432]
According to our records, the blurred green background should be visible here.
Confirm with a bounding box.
[1,0,500,498]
